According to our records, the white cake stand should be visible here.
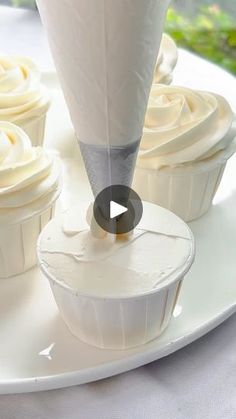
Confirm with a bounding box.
[0,57,236,394]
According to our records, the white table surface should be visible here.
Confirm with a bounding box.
[0,6,236,419]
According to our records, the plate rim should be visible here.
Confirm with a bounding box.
[0,304,235,394]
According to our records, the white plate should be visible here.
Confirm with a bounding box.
[0,67,236,394]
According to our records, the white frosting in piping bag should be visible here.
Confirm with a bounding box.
[138,85,236,169]
[36,0,171,198]
[0,56,50,123]
[0,122,61,224]
[36,0,170,147]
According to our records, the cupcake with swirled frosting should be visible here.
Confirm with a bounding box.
[154,34,178,85]
[0,56,50,146]
[133,85,236,221]
[0,122,62,278]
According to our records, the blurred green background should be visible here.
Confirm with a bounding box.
[1,0,236,74]
[167,2,236,74]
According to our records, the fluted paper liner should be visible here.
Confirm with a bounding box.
[36,0,170,195]
[0,160,62,278]
[18,113,47,147]
[0,205,55,278]
[46,278,182,349]
[133,143,236,222]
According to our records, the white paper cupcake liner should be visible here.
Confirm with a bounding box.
[17,112,47,147]
[134,145,235,222]
[0,205,55,279]
[46,276,184,350]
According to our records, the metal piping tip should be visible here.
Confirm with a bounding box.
[79,139,141,198]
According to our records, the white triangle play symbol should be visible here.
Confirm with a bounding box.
[110,200,128,219]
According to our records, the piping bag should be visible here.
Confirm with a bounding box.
[37,0,170,230]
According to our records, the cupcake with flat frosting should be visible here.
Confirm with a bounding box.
[0,122,62,278]
[133,85,236,221]
[38,201,194,349]
[0,56,50,146]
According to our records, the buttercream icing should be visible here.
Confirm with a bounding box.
[138,85,236,169]
[0,122,61,224]
[38,202,194,297]
[0,56,50,123]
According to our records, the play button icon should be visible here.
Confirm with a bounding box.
[110,201,128,219]
[93,185,143,235]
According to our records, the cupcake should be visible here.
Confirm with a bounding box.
[38,201,194,350]
[0,56,50,146]
[154,34,178,85]
[133,85,236,222]
[0,122,62,278]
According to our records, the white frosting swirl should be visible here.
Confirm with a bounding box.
[154,34,178,85]
[0,56,50,123]
[138,85,236,169]
[0,122,61,223]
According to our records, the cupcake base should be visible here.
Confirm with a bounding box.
[17,113,47,147]
[0,205,55,279]
[37,202,194,350]
[47,275,183,349]
[134,144,235,222]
